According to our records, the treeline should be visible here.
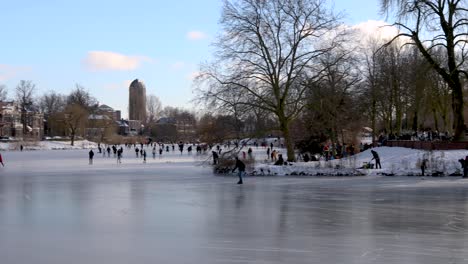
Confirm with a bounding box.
[195,0,468,161]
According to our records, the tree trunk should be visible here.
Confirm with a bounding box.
[278,116,294,162]
[70,128,75,146]
[452,79,465,141]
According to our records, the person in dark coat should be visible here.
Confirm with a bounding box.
[274,154,284,166]
[420,159,427,176]
[464,156,468,178]
[117,149,122,163]
[212,151,219,165]
[135,147,139,158]
[303,153,310,162]
[89,149,94,165]
[232,157,246,184]
[142,150,147,163]
[371,150,381,169]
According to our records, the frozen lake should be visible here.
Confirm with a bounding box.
[1,148,468,263]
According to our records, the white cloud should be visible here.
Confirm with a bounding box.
[0,64,30,82]
[352,20,403,44]
[83,51,152,71]
[187,31,207,40]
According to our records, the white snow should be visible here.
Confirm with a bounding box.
[2,140,467,177]
[0,140,98,151]
[250,146,468,176]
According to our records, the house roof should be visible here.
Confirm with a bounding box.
[88,114,111,120]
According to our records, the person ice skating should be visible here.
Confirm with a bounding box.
[159,147,163,157]
[117,149,122,163]
[247,148,253,159]
[420,158,427,176]
[89,149,94,165]
[303,153,310,162]
[107,146,111,157]
[232,157,246,184]
[462,156,468,178]
[20,145,23,151]
[0,153,5,167]
[152,147,156,159]
[212,151,219,165]
[371,150,381,169]
[135,147,139,158]
[142,150,147,163]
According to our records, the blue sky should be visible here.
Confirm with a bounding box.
[0,0,385,118]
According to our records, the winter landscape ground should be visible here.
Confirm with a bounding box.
[1,142,468,263]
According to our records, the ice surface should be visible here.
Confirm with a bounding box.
[1,148,468,263]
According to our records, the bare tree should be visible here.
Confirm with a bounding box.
[63,104,88,146]
[305,49,362,144]
[39,91,66,137]
[39,91,66,115]
[146,94,162,124]
[16,80,36,134]
[196,0,343,161]
[381,0,468,140]
[0,84,7,101]
[67,84,98,111]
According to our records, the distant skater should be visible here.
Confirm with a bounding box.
[463,156,468,178]
[20,145,23,151]
[135,147,139,158]
[212,151,219,165]
[142,150,147,163]
[371,150,381,169]
[89,149,94,165]
[152,147,156,159]
[232,157,246,184]
[420,159,427,176]
[117,149,122,163]
[0,153,4,166]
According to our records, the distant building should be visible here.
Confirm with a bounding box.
[0,101,43,140]
[128,79,147,122]
[86,104,121,140]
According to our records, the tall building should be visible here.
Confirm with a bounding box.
[128,79,147,121]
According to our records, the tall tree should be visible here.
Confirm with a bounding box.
[146,94,162,124]
[0,84,7,101]
[197,0,342,161]
[63,104,88,146]
[16,80,36,134]
[39,91,66,115]
[39,91,66,136]
[67,84,98,111]
[381,0,468,140]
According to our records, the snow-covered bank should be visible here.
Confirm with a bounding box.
[0,140,98,151]
[1,141,467,177]
[253,147,468,177]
